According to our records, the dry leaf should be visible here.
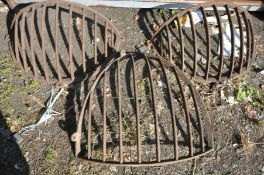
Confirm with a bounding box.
[240,133,253,154]
[180,15,188,25]
[244,104,257,118]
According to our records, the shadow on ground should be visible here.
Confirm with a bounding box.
[0,110,29,175]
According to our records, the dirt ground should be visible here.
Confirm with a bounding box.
[0,2,264,175]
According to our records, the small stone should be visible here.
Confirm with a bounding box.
[0,77,6,83]
[24,80,29,86]
[134,15,140,21]
[78,163,83,171]
[261,166,264,172]
[233,143,238,148]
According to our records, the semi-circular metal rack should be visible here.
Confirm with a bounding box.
[150,2,256,83]
[71,53,213,166]
[9,1,122,84]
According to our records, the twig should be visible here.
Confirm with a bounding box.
[192,158,197,175]
[30,95,62,115]
[65,105,74,114]
[254,143,264,145]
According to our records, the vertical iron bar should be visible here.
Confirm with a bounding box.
[41,4,48,80]
[117,59,123,163]
[14,18,19,62]
[30,7,37,77]
[68,5,74,80]
[104,22,108,58]
[235,8,244,74]
[189,11,197,78]
[143,55,161,162]
[87,93,94,159]
[131,56,142,163]
[166,26,172,63]
[242,13,250,68]
[201,7,210,81]
[177,17,184,71]
[172,67,193,156]
[248,19,255,64]
[82,8,86,73]
[213,5,223,81]
[157,58,178,160]
[226,5,235,78]
[55,4,62,82]
[94,14,98,64]
[110,28,113,47]
[189,85,205,152]
[103,73,107,162]
[21,11,27,71]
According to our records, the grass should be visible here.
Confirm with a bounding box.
[211,171,220,175]
[0,55,40,131]
[234,77,264,127]
[26,79,39,91]
[240,133,253,155]
[0,82,16,106]
[235,78,263,105]
[0,56,17,106]
[171,10,177,16]
[159,9,165,16]
[256,120,264,127]
[159,9,177,17]
[235,85,257,102]
[45,146,57,164]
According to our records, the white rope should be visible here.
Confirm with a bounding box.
[19,87,64,135]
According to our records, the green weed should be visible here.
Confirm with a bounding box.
[45,146,57,164]
[159,9,165,16]
[235,85,257,102]
[212,171,221,175]
[26,79,39,91]
[171,10,177,16]
[256,120,264,127]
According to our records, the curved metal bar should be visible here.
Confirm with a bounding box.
[74,53,213,166]
[143,54,161,162]
[156,56,178,160]
[10,0,122,84]
[151,2,255,83]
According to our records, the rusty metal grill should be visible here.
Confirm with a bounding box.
[150,3,255,83]
[71,53,213,166]
[10,1,121,83]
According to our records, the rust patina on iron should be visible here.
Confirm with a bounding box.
[9,1,122,84]
[4,0,258,167]
[71,53,213,166]
[150,2,256,83]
